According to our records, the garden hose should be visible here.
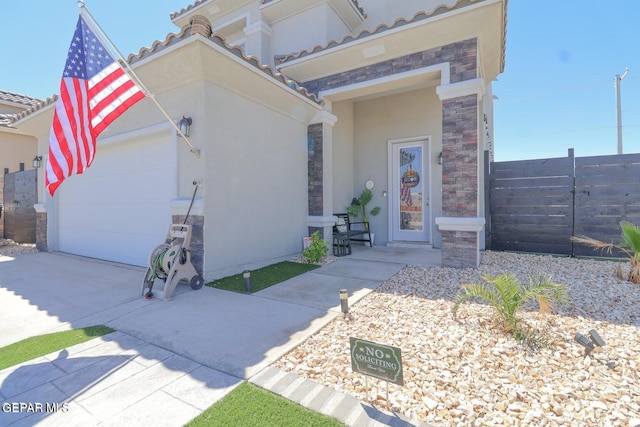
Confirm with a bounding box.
[149,244,177,280]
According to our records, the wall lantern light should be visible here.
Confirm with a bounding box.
[32,156,43,169]
[177,116,192,138]
[438,152,443,165]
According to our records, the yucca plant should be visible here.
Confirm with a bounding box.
[572,221,640,283]
[452,273,568,346]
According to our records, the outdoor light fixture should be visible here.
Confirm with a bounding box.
[243,270,251,293]
[340,289,349,315]
[589,329,606,347]
[574,333,595,356]
[438,152,443,165]
[177,116,192,138]
[574,329,606,356]
[32,156,42,169]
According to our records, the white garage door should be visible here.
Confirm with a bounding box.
[57,129,176,266]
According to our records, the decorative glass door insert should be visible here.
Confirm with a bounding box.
[390,139,430,242]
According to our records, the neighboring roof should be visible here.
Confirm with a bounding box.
[128,15,320,104]
[0,90,43,108]
[275,0,506,69]
[10,96,58,123]
[0,113,14,127]
[0,90,47,127]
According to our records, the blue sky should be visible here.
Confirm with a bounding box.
[3,1,640,161]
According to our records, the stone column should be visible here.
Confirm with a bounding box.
[34,203,47,252]
[436,78,486,267]
[307,110,337,243]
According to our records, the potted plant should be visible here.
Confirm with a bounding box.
[347,187,381,244]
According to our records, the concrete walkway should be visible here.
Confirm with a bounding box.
[0,246,440,426]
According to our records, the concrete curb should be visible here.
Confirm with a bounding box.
[250,366,431,427]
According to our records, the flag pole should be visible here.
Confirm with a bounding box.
[76,1,200,157]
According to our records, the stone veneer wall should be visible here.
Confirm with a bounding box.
[441,94,479,267]
[36,212,47,252]
[171,215,204,275]
[301,39,477,94]
[307,123,324,238]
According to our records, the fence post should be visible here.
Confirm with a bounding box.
[568,148,576,257]
[484,150,491,250]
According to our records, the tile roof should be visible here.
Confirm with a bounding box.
[171,0,366,21]
[260,0,366,17]
[275,0,499,65]
[0,90,43,107]
[128,15,321,104]
[169,0,208,20]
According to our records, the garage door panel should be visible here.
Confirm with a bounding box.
[57,132,176,266]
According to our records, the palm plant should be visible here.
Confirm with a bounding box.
[452,273,568,345]
[572,221,640,283]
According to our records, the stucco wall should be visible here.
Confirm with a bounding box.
[352,87,442,246]
[202,83,309,280]
[270,4,349,59]
[0,132,36,173]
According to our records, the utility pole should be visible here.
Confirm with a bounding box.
[615,67,630,154]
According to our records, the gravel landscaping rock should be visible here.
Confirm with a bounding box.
[0,239,38,256]
[274,251,640,426]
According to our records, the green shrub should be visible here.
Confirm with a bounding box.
[303,231,328,263]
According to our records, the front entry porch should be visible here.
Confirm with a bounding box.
[347,244,441,268]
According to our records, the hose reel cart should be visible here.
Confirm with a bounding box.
[142,223,204,300]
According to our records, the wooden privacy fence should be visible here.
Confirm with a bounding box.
[1,169,37,243]
[488,149,640,257]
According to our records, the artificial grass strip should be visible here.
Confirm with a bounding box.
[207,261,319,294]
[186,382,343,427]
[0,325,115,370]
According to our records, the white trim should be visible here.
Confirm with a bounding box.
[34,203,46,213]
[212,12,250,34]
[436,78,485,101]
[310,110,338,126]
[307,215,337,228]
[319,64,450,101]
[244,21,272,37]
[435,216,485,232]
[170,197,204,216]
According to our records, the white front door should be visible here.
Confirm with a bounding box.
[389,138,431,243]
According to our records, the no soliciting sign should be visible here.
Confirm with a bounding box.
[349,337,403,385]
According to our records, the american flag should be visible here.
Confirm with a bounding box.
[400,184,413,206]
[46,15,145,196]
